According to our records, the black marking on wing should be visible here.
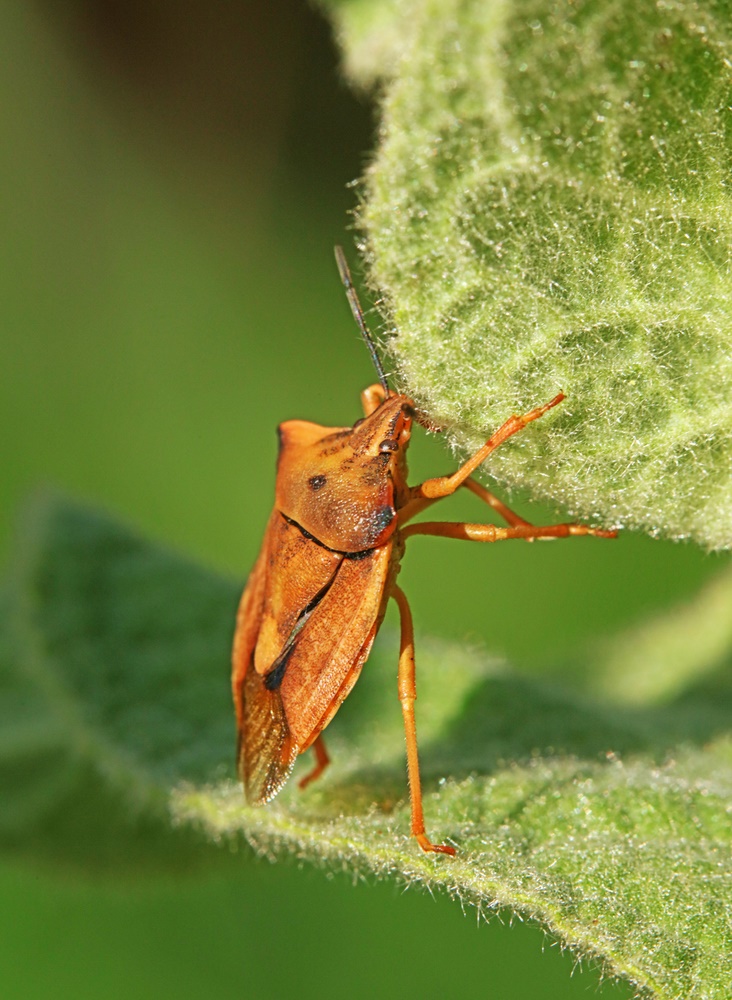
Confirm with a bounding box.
[264,644,294,691]
[262,566,340,691]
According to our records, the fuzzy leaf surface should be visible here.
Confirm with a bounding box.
[323,0,732,549]
[1,496,732,997]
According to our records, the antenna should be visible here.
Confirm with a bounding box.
[334,246,390,396]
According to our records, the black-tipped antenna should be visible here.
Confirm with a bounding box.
[334,246,390,396]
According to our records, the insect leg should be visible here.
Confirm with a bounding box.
[461,478,533,529]
[409,393,565,503]
[402,521,617,542]
[361,383,387,416]
[392,585,456,857]
[298,735,330,790]
[400,478,536,528]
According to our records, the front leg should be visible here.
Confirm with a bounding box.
[398,394,565,525]
[412,393,565,503]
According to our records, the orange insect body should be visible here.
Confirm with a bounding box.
[232,250,615,856]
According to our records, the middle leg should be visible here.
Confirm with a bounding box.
[402,521,617,543]
[462,478,533,529]
[410,394,565,503]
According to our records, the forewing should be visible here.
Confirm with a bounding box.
[233,511,345,804]
[253,512,343,676]
[238,667,298,804]
[279,543,393,749]
[231,519,270,731]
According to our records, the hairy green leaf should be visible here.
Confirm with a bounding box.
[323,0,732,549]
[2,495,732,998]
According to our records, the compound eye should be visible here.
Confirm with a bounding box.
[378,439,399,453]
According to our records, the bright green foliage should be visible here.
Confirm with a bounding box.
[0,496,239,873]
[582,561,732,705]
[3,496,732,998]
[323,0,732,549]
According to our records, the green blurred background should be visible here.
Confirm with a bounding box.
[0,2,725,997]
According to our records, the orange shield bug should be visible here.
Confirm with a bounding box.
[232,247,616,855]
